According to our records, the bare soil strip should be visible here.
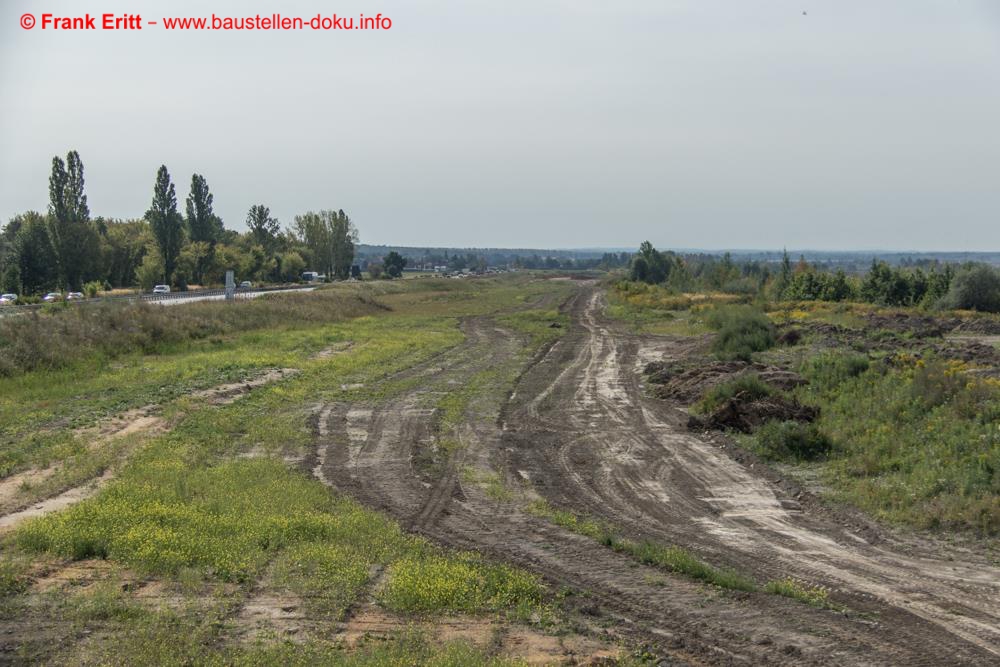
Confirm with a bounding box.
[312,285,1000,665]
[501,287,1000,664]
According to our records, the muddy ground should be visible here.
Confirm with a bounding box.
[312,284,1000,665]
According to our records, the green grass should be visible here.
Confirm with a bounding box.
[527,500,852,611]
[527,500,756,592]
[705,305,776,361]
[2,277,566,663]
[764,577,844,612]
[754,420,832,462]
[796,356,1000,533]
[73,611,527,667]
[604,283,712,335]
[379,552,544,616]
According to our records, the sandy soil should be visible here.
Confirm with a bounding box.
[312,284,1000,665]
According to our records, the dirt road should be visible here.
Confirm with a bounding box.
[314,284,1000,665]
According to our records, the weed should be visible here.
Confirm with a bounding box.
[764,577,842,611]
[799,352,870,395]
[754,421,832,462]
[379,552,545,616]
[706,305,776,361]
[528,500,756,592]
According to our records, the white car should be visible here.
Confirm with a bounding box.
[66,292,84,301]
[152,285,171,294]
[0,293,16,305]
[43,292,62,302]
[239,281,253,289]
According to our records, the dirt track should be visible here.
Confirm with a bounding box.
[314,284,1000,665]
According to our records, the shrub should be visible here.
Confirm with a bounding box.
[755,420,832,461]
[706,305,775,361]
[83,280,104,298]
[800,352,870,393]
[910,359,967,410]
[696,373,776,414]
[941,264,1000,313]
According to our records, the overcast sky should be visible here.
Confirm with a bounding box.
[2,1,1000,251]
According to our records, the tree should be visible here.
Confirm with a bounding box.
[383,251,407,278]
[293,212,333,276]
[47,150,96,290]
[146,166,184,285]
[631,241,669,284]
[292,210,358,279]
[10,212,57,295]
[367,262,384,279]
[185,174,221,244]
[135,245,164,291]
[98,219,150,288]
[277,251,306,282]
[330,209,357,279]
[246,205,280,252]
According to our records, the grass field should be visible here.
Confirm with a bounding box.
[0,275,591,665]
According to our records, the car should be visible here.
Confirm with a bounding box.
[66,292,84,300]
[152,285,170,294]
[239,281,253,289]
[0,293,16,305]
[43,292,62,302]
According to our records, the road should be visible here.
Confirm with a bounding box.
[311,283,1000,665]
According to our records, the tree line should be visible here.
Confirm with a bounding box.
[628,241,1000,312]
[0,150,362,296]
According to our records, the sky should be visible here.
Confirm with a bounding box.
[2,0,1000,251]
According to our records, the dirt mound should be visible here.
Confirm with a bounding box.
[776,328,803,346]
[687,393,818,433]
[644,361,805,402]
[864,312,961,338]
[933,339,1000,366]
[952,318,1000,335]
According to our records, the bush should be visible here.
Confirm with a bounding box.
[755,420,832,461]
[706,305,775,361]
[83,280,103,298]
[800,352,870,393]
[696,373,776,414]
[941,265,1000,313]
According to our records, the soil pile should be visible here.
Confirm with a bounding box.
[644,361,805,402]
[688,393,818,433]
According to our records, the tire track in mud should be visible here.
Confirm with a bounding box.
[501,287,1000,664]
[304,307,845,664]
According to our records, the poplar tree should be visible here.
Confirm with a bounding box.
[186,174,220,243]
[146,166,184,284]
[185,173,221,282]
[47,150,93,289]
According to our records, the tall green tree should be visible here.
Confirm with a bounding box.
[185,174,222,284]
[631,241,669,284]
[246,205,280,252]
[146,166,184,284]
[47,150,95,289]
[292,209,358,279]
[330,209,357,279]
[185,174,221,243]
[11,212,57,295]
